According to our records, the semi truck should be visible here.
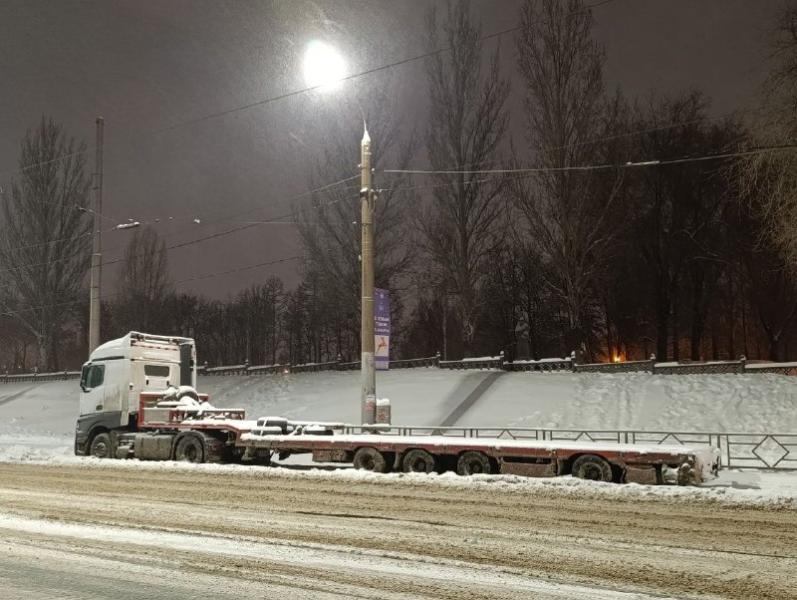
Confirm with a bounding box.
[75,332,720,485]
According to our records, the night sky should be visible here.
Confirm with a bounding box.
[0,0,778,298]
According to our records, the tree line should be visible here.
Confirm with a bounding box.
[3,0,797,371]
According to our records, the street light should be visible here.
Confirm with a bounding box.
[360,125,375,425]
[300,42,374,424]
[303,40,347,91]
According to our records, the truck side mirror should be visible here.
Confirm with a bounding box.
[80,382,88,393]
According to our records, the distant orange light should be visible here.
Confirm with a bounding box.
[612,353,624,363]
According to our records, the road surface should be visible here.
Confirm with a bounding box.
[0,461,794,599]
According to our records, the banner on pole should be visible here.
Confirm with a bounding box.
[374,288,391,370]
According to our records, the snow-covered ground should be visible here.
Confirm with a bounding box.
[202,370,797,432]
[1,369,796,501]
[4,369,797,434]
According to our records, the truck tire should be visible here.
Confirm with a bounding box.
[353,447,390,473]
[89,433,112,459]
[174,434,205,463]
[456,451,493,476]
[571,454,613,482]
[402,449,438,474]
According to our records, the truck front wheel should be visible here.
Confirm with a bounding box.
[353,447,390,473]
[174,434,205,463]
[89,433,112,459]
[571,454,613,482]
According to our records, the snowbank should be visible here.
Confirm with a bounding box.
[1,369,796,499]
[5,370,796,436]
[0,448,793,508]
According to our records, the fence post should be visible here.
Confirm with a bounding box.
[649,354,656,374]
[738,355,746,374]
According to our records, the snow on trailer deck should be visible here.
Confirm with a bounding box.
[136,390,719,484]
[238,431,719,483]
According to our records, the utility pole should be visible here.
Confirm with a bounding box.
[88,117,104,354]
[360,124,376,424]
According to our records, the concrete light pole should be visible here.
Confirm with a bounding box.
[360,124,376,424]
[88,116,104,354]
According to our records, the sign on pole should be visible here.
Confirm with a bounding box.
[374,288,390,370]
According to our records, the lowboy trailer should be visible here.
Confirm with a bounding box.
[75,332,719,485]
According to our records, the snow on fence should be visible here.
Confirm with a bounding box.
[0,371,80,383]
[342,425,797,471]
[3,355,797,384]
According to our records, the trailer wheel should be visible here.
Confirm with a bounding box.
[571,454,613,482]
[456,451,493,476]
[353,447,389,473]
[402,449,438,474]
[174,434,205,463]
[89,433,112,459]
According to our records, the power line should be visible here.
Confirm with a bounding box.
[0,174,357,276]
[151,0,616,137]
[0,1,619,281]
[383,143,797,177]
[0,147,90,180]
[0,0,616,183]
[4,140,779,277]
[174,256,302,284]
[0,255,303,318]
[100,174,359,267]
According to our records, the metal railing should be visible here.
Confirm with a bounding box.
[4,354,797,382]
[340,425,797,471]
[0,370,80,383]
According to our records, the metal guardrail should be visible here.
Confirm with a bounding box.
[0,371,80,383]
[340,425,797,471]
[574,359,653,374]
[199,356,437,376]
[439,357,502,370]
[508,359,572,372]
[4,355,797,383]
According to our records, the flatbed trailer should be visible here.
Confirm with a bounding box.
[98,392,720,486]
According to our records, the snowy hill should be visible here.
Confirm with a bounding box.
[2,369,796,444]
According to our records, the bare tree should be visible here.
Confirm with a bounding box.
[295,73,416,360]
[422,1,509,355]
[513,0,620,357]
[114,225,170,332]
[741,6,797,264]
[0,116,91,369]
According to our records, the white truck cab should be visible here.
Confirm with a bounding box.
[75,332,196,456]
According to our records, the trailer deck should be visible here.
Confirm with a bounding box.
[129,391,720,485]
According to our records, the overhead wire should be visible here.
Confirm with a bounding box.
[0,255,304,318]
[0,0,617,183]
[0,174,358,276]
[382,143,797,177]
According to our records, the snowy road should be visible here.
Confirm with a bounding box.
[0,462,794,599]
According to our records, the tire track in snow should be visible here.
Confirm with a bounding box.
[0,387,35,408]
[1,462,794,599]
[436,371,505,428]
